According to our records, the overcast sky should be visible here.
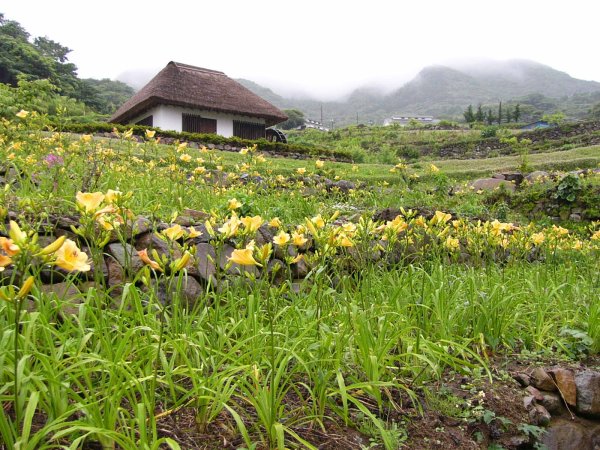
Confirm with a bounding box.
[3,0,600,100]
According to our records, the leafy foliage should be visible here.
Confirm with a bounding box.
[279,108,305,130]
[553,173,583,203]
[0,13,134,115]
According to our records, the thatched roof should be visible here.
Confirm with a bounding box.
[110,62,287,127]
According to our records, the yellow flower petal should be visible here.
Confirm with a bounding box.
[54,239,91,272]
[76,192,105,213]
[229,248,261,266]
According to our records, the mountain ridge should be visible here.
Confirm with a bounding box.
[236,59,600,126]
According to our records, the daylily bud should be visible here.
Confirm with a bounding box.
[9,221,27,245]
[36,235,66,256]
[171,251,192,272]
[17,276,35,299]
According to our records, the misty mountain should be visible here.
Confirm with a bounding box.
[237,60,600,126]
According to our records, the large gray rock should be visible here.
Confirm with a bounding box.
[575,371,600,418]
[549,368,577,407]
[107,243,144,273]
[540,392,562,414]
[542,418,600,450]
[194,242,217,286]
[529,404,551,426]
[469,178,516,193]
[525,170,549,183]
[39,282,96,317]
[149,275,203,309]
[531,367,556,392]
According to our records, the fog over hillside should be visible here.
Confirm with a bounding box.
[118,58,600,103]
[116,58,600,126]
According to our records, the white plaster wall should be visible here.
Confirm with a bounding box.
[128,105,265,138]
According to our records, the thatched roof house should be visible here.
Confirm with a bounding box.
[110,61,287,139]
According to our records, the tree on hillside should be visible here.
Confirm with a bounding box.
[0,13,132,115]
[513,104,521,122]
[504,106,512,123]
[542,112,566,126]
[497,101,502,125]
[486,109,495,125]
[589,102,600,119]
[475,104,484,122]
[279,109,305,130]
[463,104,475,123]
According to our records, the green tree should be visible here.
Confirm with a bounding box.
[542,112,566,125]
[279,109,305,130]
[475,104,484,122]
[497,101,502,125]
[486,109,495,125]
[513,103,521,122]
[505,106,512,123]
[463,104,475,123]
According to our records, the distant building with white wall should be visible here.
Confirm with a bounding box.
[384,115,437,126]
[110,61,287,140]
[299,119,329,131]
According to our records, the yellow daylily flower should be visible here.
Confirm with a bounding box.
[292,232,308,247]
[311,214,325,229]
[296,167,306,175]
[386,216,408,234]
[229,248,261,267]
[93,204,118,219]
[145,129,156,139]
[273,231,291,246]
[76,191,105,213]
[241,215,263,233]
[163,224,185,241]
[444,236,460,251]
[337,234,354,247]
[180,153,192,162]
[256,243,272,263]
[138,248,162,271]
[268,217,282,228]
[342,222,357,234]
[431,211,452,226]
[16,109,29,119]
[104,189,122,204]
[228,198,242,210]
[551,225,569,236]
[54,239,91,272]
[0,236,20,256]
[315,160,324,169]
[531,232,545,245]
[218,214,241,238]
[289,254,303,264]
[0,254,12,271]
[188,227,202,238]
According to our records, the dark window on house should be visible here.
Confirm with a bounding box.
[182,114,217,134]
[136,115,153,127]
[233,121,265,140]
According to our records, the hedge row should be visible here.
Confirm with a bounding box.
[49,122,354,161]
